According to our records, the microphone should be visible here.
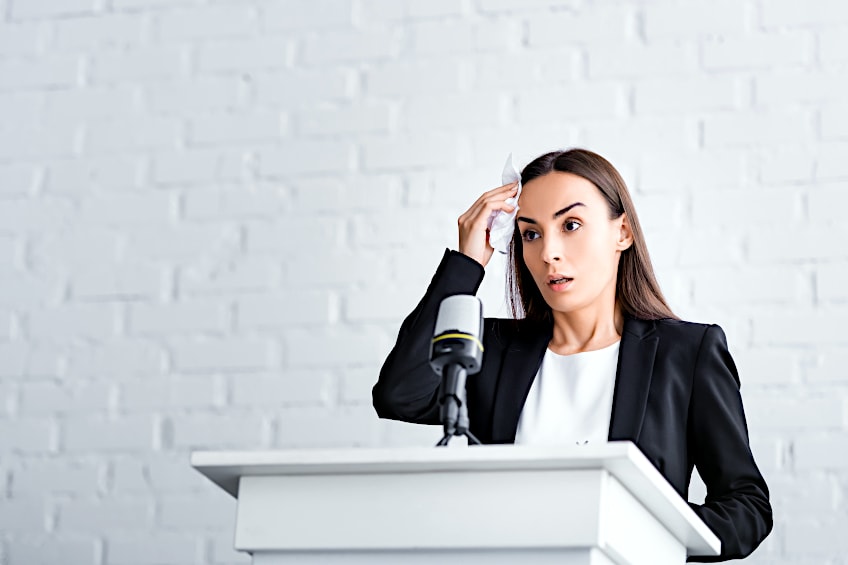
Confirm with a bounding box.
[429,295,484,446]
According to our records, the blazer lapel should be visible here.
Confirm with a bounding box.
[490,320,551,443]
[608,316,658,442]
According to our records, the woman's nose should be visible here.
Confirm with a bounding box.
[540,238,563,263]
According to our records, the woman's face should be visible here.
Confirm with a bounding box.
[516,171,632,315]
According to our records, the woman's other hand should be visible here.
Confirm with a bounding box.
[457,181,518,268]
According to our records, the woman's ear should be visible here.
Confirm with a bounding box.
[617,212,634,251]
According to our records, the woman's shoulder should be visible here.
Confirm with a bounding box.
[630,316,728,348]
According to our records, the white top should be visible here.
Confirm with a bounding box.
[514,340,620,446]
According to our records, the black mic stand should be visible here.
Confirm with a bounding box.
[436,363,482,447]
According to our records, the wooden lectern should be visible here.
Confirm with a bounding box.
[191,441,720,564]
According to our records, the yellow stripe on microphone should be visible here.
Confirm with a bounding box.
[432,333,484,353]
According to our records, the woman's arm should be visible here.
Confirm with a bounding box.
[686,324,773,562]
[372,249,485,423]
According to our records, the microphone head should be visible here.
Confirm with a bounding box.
[430,295,484,375]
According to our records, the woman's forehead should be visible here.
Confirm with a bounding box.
[518,172,604,213]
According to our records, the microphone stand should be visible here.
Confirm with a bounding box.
[436,363,482,447]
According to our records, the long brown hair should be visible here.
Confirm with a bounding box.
[506,148,678,323]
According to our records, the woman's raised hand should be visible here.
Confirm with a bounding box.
[457,181,519,268]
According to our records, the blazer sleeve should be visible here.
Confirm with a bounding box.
[372,248,485,424]
[686,324,773,562]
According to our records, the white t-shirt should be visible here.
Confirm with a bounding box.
[514,340,621,446]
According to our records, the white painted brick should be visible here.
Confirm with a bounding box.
[11,458,102,496]
[470,50,580,90]
[0,306,13,339]
[0,163,35,197]
[209,534,251,564]
[57,498,152,533]
[262,0,353,31]
[411,19,517,56]
[478,0,577,12]
[748,226,847,262]
[343,287,419,322]
[589,41,696,79]
[276,405,380,447]
[753,309,848,345]
[768,473,837,514]
[107,534,198,565]
[0,498,48,534]
[0,125,77,160]
[253,68,354,108]
[7,536,97,565]
[289,175,402,212]
[808,181,848,222]
[9,0,95,20]
[124,223,239,263]
[70,261,165,301]
[169,412,267,449]
[284,327,388,368]
[745,394,843,431]
[733,347,800,385]
[638,150,747,192]
[756,69,847,107]
[119,376,220,412]
[259,140,354,176]
[52,13,147,50]
[169,337,273,372]
[516,84,626,123]
[691,187,801,227]
[28,304,118,341]
[302,29,399,65]
[339,366,379,403]
[820,26,848,63]
[821,104,848,140]
[816,261,848,301]
[129,300,229,335]
[111,0,192,9]
[816,142,848,180]
[806,348,848,382]
[283,249,389,289]
[364,59,464,97]
[43,154,144,195]
[144,453,209,492]
[0,273,62,309]
[230,371,331,407]
[408,0,469,18]
[189,111,282,146]
[152,149,224,186]
[643,0,751,38]
[757,147,814,185]
[244,216,343,255]
[146,77,240,115]
[80,191,174,227]
[350,207,450,249]
[63,416,154,452]
[198,36,292,73]
[237,290,334,329]
[703,33,812,70]
[362,134,459,171]
[90,46,186,84]
[18,380,111,417]
[65,340,165,379]
[584,117,695,157]
[299,102,393,136]
[762,0,848,28]
[676,230,746,267]
[634,75,742,114]
[159,493,234,529]
[402,93,505,132]
[0,21,49,56]
[354,0,405,23]
[527,6,633,45]
[795,434,848,470]
[0,91,44,131]
[181,256,280,294]
[156,5,257,41]
[703,110,810,147]
[0,343,63,379]
[43,85,138,122]
[83,116,181,154]
[786,516,848,556]
[0,419,52,453]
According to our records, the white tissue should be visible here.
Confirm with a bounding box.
[487,153,522,254]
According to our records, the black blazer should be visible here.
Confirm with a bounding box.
[373,249,772,562]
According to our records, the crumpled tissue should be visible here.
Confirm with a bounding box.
[486,153,522,254]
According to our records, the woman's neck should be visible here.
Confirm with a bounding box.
[548,302,624,356]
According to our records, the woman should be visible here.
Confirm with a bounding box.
[372,148,772,561]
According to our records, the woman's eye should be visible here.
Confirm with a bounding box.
[564,220,581,232]
[521,230,540,242]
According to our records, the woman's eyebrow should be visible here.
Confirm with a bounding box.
[517,202,586,224]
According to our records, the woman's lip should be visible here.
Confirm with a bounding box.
[547,278,574,291]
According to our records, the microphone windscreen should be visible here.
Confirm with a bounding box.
[434,295,482,339]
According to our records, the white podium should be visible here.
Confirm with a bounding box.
[191,441,719,565]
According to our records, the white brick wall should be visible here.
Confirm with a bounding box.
[0,1,845,563]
